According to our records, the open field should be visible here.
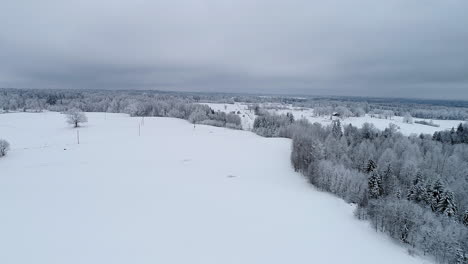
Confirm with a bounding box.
[0,112,429,264]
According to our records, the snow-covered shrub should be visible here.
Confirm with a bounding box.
[167,109,185,119]
[225,123,242,130]
[414,120,439,127]
[199,119,225,127]
[0,139,10,157]
[188,109,209,124]
[226,113,241,127]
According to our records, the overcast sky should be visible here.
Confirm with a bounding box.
[1,0,467,99]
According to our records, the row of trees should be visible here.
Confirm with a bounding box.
[3,89,468,121]
[433,123,468,144]
[0,89,242,130]
[254,113,468,263]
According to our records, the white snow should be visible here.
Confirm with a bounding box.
[201,103,465,136]
[0,112,431,264]
[279,110,464,136]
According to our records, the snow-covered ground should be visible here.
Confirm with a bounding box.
[202,103,465,136]
[0,112,430,264]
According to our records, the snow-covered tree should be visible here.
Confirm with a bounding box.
[429,180,445,212]
[335,106,352,118]
[368,171,383,199]
[403,113,414,124]
[407,172,427,203]
[436,191,457,217]
[188,109,208,124]
[331,120,343,138]
[0,139,10,157]
[365,159,377,174]
[65,109,88,128]
[463,210,468,226]
[291,136,324,174]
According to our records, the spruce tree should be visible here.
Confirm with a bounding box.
[368,171,383,199]
[407,172,426,203]
[365,159,377,174]
[436,191,457,217]
[332,120,343,138]
[430,179,445,212]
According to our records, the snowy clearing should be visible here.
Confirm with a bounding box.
[0,112,430,264]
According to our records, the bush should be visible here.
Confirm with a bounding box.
[0,139,10,157]
[199,119,225,127]
[225,123,242,130]
[415,120,439,127]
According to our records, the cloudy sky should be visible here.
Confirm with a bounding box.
[1,0,467,99]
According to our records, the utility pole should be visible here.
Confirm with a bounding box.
[77,130,80,144]
[138,123,141,136]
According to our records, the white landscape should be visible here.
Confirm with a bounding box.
[202,102,465,136]
[0,112,430,264]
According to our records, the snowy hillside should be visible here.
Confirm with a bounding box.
[0,112,430,264]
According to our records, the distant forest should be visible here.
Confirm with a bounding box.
[1,88,468,120]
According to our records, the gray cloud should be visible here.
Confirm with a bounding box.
[1,0,467,99]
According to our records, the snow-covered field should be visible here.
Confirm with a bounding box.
[0,112,430,264]
[202,103,465,136]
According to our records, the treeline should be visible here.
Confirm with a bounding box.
[253,113,468,263]
[433,123,468,145]
[0,89,241,129]
[2,89,468,121]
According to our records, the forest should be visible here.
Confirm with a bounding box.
[2,89,468,121]
[253,111,468,264]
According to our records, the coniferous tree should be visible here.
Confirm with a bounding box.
[365,159,377,174]
[286,112,295,123]
[332,120,343,138]
[368,171,383,199]
[463,210,468,226]
[408,172,426,203]
[435,191,457,217]
[430,180,445,212]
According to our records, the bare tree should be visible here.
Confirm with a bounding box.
[0,139,10,157]
[65,109,88,128]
